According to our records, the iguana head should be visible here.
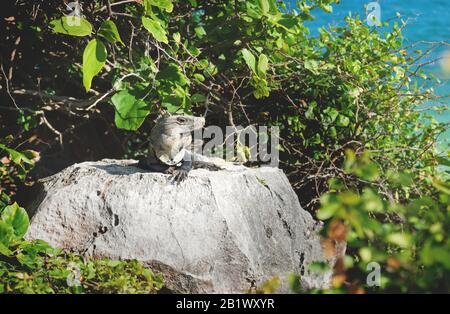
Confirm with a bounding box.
[150,113,205,166]
[155,113,205,135]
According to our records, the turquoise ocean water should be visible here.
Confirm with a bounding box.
[286,0,450,148]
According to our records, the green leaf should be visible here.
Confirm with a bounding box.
[1,202,29,239]
[387,171,413,186]
[6,148,34,166]
[98,20,124,45]
[0,221,14,247]
[436,157,450,167]
[172,32,181,44]
[358,163,380,182]
[336,115,350,127]
[82,39,107,92]
[387,233,411,248]
[193,73,205,82]
[111,90,151,131]
[188,46,201,56]
[432,179,450,195]
[359,247,372,262]
[323,107,339,123]
[257,0,270,14]
[204,63,218,77]
[19,239,53,255]
[142,16,168,44]
[246,2,262,18]
[50,16,92,37]
[194,26,206,38]
[0,192,11,209]
[161,84,188,112]
[0,241,13,256]
[257,53,269,78]
[316,204,338,220]
[304,60,319,74]
[191,94,207,103]
[143,0,153,14]
[146,0,173,13]
[320,4,333,13]
[420,241,450,267]
[16,252,40,268]
[242,48,257,74]
[107,260,122,267]
[156,64,189,86]
[252,77,270,99]
[196,59,209,70]
[276,17,299,31]
[188,0,198,6]
[305,102,317,120]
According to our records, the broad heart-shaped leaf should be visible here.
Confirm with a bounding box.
[1,202,29,239]
[111,90,150,130]
[82,39,107,92]
[141,16,168,44]
[98,20,124,45]
[50,16,92,37]
[145,0,174,13]
[242,48,256,74]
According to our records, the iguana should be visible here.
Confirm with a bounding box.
[137,113,233,182]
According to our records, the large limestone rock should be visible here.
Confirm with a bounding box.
[26,159,334,293]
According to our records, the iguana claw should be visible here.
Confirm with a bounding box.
[164,166,175,175]
[171,169,189,183]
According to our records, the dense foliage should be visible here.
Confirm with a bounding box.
[1,0,448,293]
[301,151,449,293]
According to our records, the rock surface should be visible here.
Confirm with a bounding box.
[26,159,335,293]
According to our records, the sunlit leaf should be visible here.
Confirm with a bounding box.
[98,20,124,45]
[1,202,29,239]
[257,53,269,78]
[142,16,168,44]
[82,39,107,92]
[242,48,257,74]
[145,0,173,13]
[50,16,92,37]
[111,90,151,131]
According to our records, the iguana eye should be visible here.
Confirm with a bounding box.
[177,117,186,123]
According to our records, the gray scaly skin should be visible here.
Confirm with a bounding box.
[138,113,207,182]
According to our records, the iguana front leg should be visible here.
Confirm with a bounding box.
[171,158,192,183]
[137,154,192,183]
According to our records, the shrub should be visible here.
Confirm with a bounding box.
[290,152,450,293]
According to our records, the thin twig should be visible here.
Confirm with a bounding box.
[105,0,113,18]
[1,64,21,110]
